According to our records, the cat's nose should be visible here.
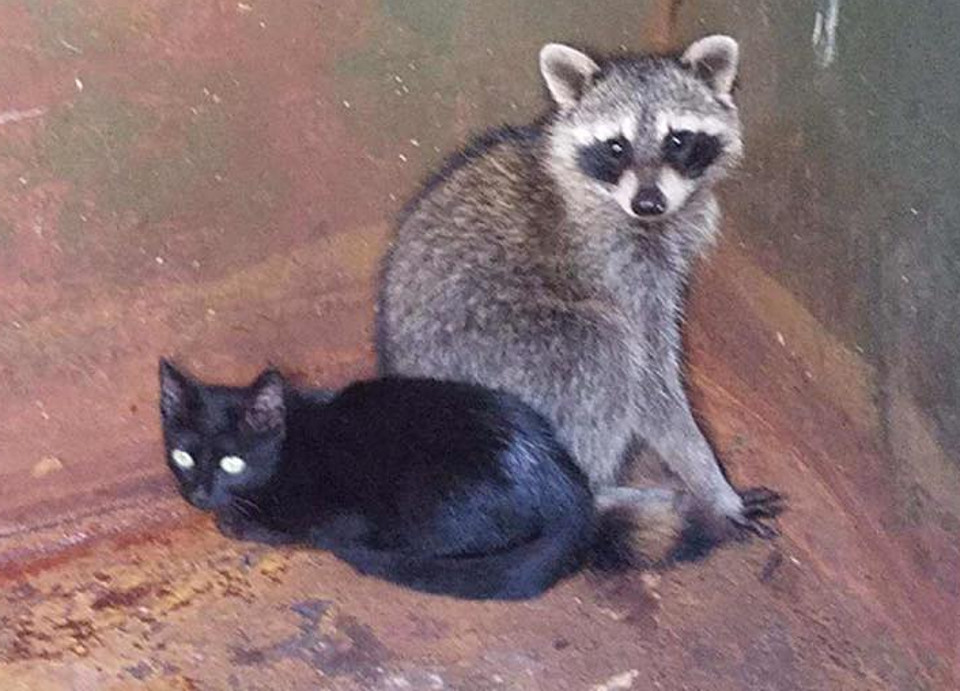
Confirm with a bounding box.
[188,487,213,510]
[631,186,667,216]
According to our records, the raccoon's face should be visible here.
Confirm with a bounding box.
[541,36,743,221]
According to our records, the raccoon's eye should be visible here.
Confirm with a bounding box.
[171,449,195,470]
[219,455,246,475]
[665,130,693,152]
[663,129,722,178]
[605,137,627,157]
[577,137,632,184]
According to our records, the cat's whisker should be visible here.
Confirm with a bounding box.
[230,495,261,518]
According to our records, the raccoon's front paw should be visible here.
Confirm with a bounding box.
[728,487,786,540]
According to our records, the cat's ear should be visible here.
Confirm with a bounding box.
[245,370,286,433]
[681,35,739,96]
[540,43,600,109]
[159,359,196,422]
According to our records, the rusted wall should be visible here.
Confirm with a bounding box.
[0,1,956,689]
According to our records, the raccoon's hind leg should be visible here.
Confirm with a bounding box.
[632,382,785,538]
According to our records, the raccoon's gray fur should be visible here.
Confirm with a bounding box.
[376,36,783,560]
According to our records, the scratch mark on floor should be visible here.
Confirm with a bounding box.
[0,107,46,126]
[812,0,841,67]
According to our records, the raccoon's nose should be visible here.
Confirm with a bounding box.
[631,186,667,216]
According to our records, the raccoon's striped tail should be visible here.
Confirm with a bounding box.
[590,486,785,570]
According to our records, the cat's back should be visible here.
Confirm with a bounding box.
[327,377,581,483]
[331,376,535,444]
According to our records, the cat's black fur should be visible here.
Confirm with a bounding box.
[159,360,626,600]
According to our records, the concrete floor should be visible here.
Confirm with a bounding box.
[1,1,957,689]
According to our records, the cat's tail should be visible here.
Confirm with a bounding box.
[332,504,594,600]
[332,486,776,599]
[590,486,740,569]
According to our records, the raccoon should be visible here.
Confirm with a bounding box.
[376,36,784,559]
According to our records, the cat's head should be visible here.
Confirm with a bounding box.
[158,359,287,512]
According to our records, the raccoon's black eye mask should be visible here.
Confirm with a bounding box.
[576,135,633,184]
[662,129,722,178]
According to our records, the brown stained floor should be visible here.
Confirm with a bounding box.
[1,1,958,689]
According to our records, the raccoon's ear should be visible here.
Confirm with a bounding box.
[539,44,600,109]
[159,359,196,422]
[244,369,286,433]
[682,35,739,96]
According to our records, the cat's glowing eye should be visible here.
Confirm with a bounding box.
[219,455,246,475]
[171,449,195,470]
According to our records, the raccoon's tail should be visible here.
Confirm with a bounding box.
[332,504,594,600]
[590,487,735,570]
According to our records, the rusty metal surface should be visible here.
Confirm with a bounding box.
[0,1,956,689]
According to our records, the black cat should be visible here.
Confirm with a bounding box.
[158,360,637,599]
